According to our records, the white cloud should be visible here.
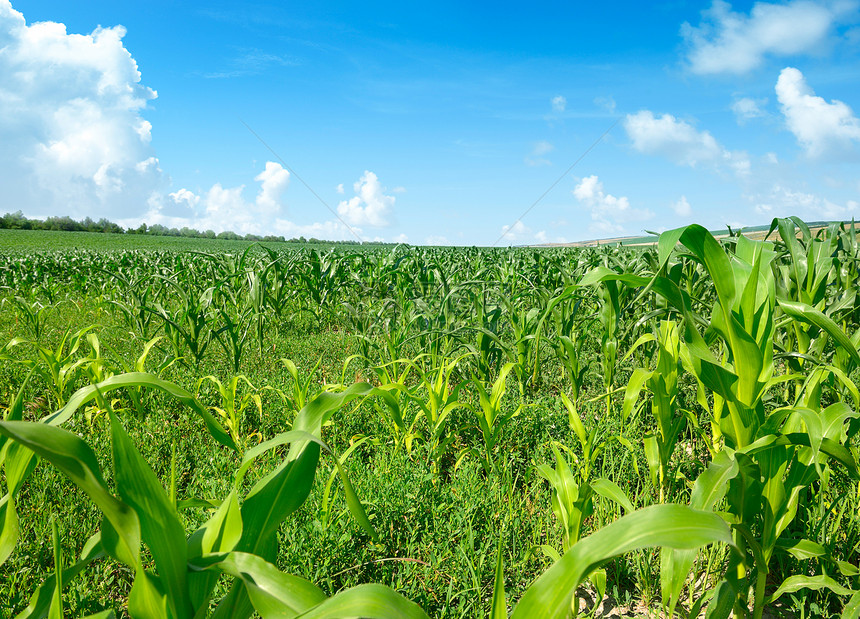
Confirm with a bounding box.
[424,235,450,246]
[732,96,768,122]
[335,183,344,194]
[752,184,858,219]
[393,233,409,244]
[126,161,364,240]
[551,95,567,112]
[337,170,396,227]
[254,161,290,215]
[0,1,163,218]
[681,0,855,75]
[534,230,548,243]
[168,188,200,209]
[625,110,751,176]
[525,140,554,167]
[672,195,692,217]
[573,175,653,236]
[499,220,532,243]
[775,67,860,159]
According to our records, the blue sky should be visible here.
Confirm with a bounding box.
[2,1,859,245]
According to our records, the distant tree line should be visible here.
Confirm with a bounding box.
[0,211,399,246]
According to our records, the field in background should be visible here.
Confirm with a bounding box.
[535,220,850,247]
[0,228,359,253]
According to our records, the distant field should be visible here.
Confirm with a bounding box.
[534,220,856,247]
[0,229,370,253]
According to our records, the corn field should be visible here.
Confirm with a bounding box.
[1,217,859,617]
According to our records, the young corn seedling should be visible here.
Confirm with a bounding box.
[1,295,54,341]
[623,320,697,502]
[196,374,263,450]
[411,353,472,473]
[3,325,95,408]
[279,356,326,415]
[460,362,524,474]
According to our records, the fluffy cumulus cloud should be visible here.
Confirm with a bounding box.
[129,161,363,241]
[753,184,858,219]
[625,110,751,176]
[337,171,396,227]
[775,67,860,159]
[681,0,855,75]
[140,162,288,233]
[573,175,653,236]
[254,161,291,215]
[0,1,163,218]
[551,95,566,112]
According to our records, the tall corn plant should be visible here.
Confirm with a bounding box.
[587,223,860,617]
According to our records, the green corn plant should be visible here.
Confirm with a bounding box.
[147,276,215,366]
[623,320,697,502]
[459,362,524,474]
[594,279,620,415]
[0,375,430,618]
[495,503,733,617]
[462,287,503,381]
[196,374,263,449]
[410,353,472,473]
[2,326,95,408]
[548,291,590,408]
[279,357,326,415]
[535,393,635,557]
[101,336,176,419]
[242,260,269,359]
[1,295,54,340]
[499,295,542,396]
[364,356,422,454]
[99,268,157,339]
[587,223,860,617]
[211,303,251,373]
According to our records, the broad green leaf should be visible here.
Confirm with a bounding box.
[767,574,855,603]
[0,493,17,566]
[293,584,429,619]
[512,504,732,617]
[590,478,634,515]
[128,568,170,619]
[190,489,243,557]
[778,299,860,367]
[844,591,860,619]
[191,551,326,618]
[109,412,191,618]
[48,372,237,452]
[0,421,140,567]
[775,538,826,561]
[490,537,507,619]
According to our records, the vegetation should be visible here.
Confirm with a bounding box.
[0,217,859,617]
[0,211,400,247]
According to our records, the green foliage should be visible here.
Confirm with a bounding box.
[1,218,860,617]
